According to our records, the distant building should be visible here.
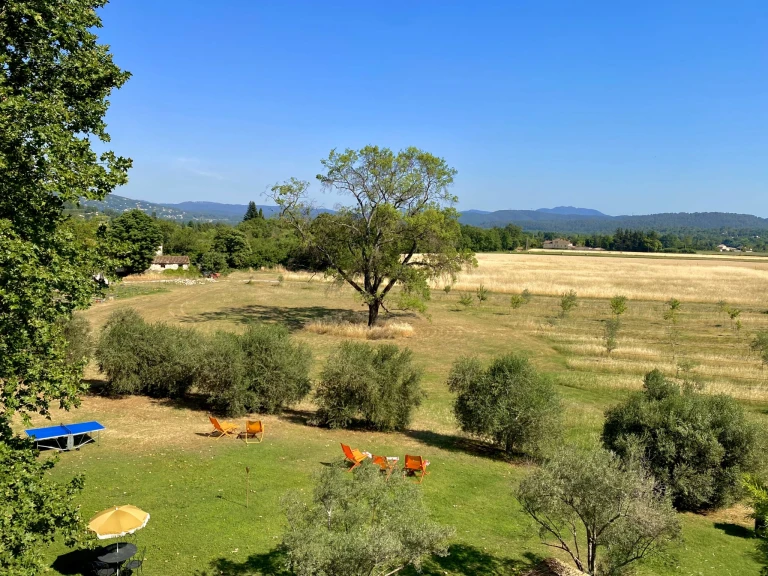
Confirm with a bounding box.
[543,238,573,250]
[717,244,734,252]
[149,255,190,271]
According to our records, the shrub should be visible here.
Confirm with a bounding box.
[604,317,620,355]
[197,324,312,416]
[509,294,525,309]
[603,369,760,511]
[521,288,532,303]
[476,284,489,302]
[315,341,423,431]
[447,354,560,456]
[281,463,454,576]
[609,295,628,317]
[559,290,578,318]
[458,293,473,307]
[95,308,201,398]
[198,251,227,275]
[61,314,92,365]
[752,331,768,367]
[443,284,452,295]
[517,445,680,576]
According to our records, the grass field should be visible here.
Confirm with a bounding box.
[20,252,768,575]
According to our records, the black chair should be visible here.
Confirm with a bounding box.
[124,546,146,574]
[89,561,116,576]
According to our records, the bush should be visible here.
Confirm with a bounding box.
[447,354,560,456]
[476,284,489,302]
[603,369,760,511]
[315,341,423,431]
[197,251,227,275]
[509,294,525,309]
[458,293,473,307]
[61,314,92,365]
[559,290,578,317]
[751,331,768,367]
[197,324,312,416]
[96,308,201,398]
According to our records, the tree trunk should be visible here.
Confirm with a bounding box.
[368,300,381,327]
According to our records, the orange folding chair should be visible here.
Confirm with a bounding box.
[403,454,430,483]
[241,420,264,444]
[341,443,371,472]
[372,455,399,479]
[209,416,239,439]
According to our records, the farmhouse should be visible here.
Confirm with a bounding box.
[543,238,573,249]
[149,255,190,271]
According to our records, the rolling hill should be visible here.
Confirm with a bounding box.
[79,194,768,233]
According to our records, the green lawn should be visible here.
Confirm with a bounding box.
[30,271,768,575]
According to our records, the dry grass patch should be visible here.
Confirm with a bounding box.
[305,318,414,340]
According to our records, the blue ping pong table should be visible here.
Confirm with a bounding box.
[25,421,105,452]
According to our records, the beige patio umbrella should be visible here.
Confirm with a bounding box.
[88,505,150,551]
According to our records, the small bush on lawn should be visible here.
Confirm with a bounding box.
[96,308,201,398]
[447,354,560,457]
[315,341,423,431]
[603,369,761,511]
[197,324,312,416]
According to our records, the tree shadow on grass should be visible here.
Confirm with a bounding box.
[714,522,755,539]
[193,545,539,576]
[51,548,99,575]
[404,545,543,576]
[193,546,291,575]
[403,429,529,464]
[179,304,351,331]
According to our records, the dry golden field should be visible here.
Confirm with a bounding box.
[449,252,768,305]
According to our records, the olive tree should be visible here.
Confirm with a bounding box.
[281,463,454,576]
[315,341,423,431]
[603,369,760,511]
[271,146,475,326]
[517,446,680,576]
[447,354,560,457]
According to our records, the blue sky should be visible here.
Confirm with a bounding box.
[99,1,768,216]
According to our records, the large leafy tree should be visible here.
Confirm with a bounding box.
[271,146,474,326]
[0,2,130,573]
[108,209,162,275]
[282,462,454,576]
[517,446,680,576]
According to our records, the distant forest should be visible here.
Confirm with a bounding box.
[65,202,767,276]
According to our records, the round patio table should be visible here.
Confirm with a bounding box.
[97,542,137,570]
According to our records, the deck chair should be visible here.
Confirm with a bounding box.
[341,443,371,472]
[241,420,264,444]
[209,416,238,439]
[372,455,399,479]
[403,454,430,483]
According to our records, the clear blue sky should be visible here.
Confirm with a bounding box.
[99,1,768,216]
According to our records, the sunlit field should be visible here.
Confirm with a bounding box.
[21,252,768,575]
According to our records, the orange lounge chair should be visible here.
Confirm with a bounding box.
[372,455,399,479]
[209,416,239,439]
[241,419,264,444]
[341,443,371,472]
[403,454,430,483]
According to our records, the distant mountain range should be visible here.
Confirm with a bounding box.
[79,194,768,232]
